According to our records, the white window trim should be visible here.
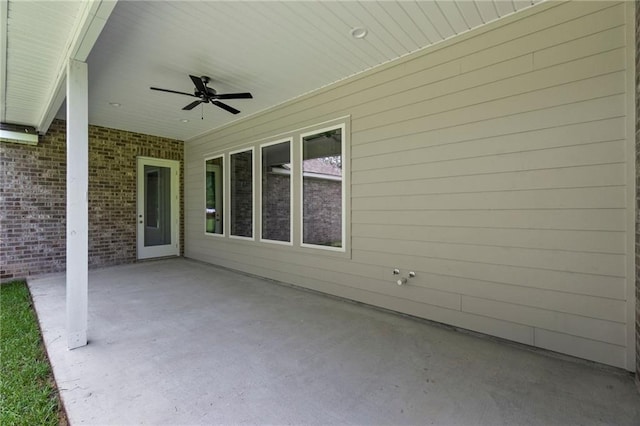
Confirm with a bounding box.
[201,116,350,259]
[229,147,255,241]
[299,123,346,253]
[204,154,226,238]
[259,138,294,246]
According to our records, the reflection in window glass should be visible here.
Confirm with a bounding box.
[261,141,291,242]
[144,166,172,246]
[205,156,224,234]
[145,169,160,229]
[230,149,253,238]
[302,127,342,248]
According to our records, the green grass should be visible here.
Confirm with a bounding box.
[1,281,62,425]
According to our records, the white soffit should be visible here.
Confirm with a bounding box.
[4,1,544,141]
[3,1,82,126]
[1,0,116,133]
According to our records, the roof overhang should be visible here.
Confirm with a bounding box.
[0,0,117,135]
[36,0,118,135]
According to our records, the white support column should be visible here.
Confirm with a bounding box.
[66,59,89,349]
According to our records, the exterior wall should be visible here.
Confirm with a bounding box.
[1,124,67,278]
[185,2,635,369]
[0,119,184,280]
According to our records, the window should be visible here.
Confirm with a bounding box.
[205,156,224,235]
[145,169,160,229]
[202,118,349,255]
[301,126,344,250]
[261,140,292,243]
[230,149,254,238]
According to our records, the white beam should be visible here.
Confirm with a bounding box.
[37,0,117,135]
[0,0,8,123]
[66,59,89,350]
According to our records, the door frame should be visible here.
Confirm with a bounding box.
[136,156,180,259]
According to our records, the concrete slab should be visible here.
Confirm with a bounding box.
[29,258,639,425]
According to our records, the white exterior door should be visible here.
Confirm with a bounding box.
[137,157,180,259]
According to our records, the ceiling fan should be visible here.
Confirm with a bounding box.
[150,75,252,115]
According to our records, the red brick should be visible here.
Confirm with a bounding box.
[0,119,184,279]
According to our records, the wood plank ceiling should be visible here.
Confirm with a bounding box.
[2,0,543,142]
[2,0,83,126]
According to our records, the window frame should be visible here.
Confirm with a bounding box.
[200,116,350,259]
[229,147,256,241]
[259,138,294,246]
[203,154,226,238]
[299,123,346,253]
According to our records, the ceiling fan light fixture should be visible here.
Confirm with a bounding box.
[350,27,368,39]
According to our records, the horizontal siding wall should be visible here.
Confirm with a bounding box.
[185,1,634,369]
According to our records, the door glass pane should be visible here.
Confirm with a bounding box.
[205,157,224,234]
[230,150,253,238]
[145,170,159,228]
[144,165,171,247]
[302,128,342,248]
[261,141,291,242]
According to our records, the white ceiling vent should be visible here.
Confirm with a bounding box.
[0,123,39,145]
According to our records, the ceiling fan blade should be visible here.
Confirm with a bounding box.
[214,92,253,100]
[182,100,202,110]
[212,101,240,115]
[189,75,207,94]
[150,87,195,97]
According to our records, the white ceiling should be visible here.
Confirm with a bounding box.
[2,0,543,142]
[2,1,83,125]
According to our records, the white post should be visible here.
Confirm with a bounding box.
[66,59,88,349]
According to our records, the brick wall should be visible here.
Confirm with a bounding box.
[0,119,183,280]
[1,124,67,278]
[635,0,640,385]
[262,173,290,242]
[302,177,342,246]
[230,151,253,237]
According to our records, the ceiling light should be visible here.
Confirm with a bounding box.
[179,119,189,123]
[109,102,121,107]
[350,27,368,39]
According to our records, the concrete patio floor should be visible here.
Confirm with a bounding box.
[29,258,640,425]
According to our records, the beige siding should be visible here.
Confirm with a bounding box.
[185,1,635,369]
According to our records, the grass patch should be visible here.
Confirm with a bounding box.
[1,281,63,425]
